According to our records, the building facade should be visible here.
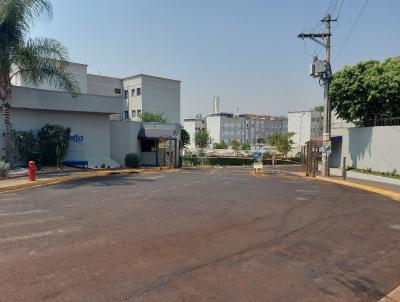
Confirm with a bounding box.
[288,110,323,155]
[7,61,181,168]
[184,100,288,149]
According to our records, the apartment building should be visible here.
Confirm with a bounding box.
[288,110,323,154]
[183,100,288,149]
[9,61,181,167]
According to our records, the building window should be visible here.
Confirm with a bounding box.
[137,109,142,117]
[114,88,121,95]
[132,110,136,118]
[124,111,129,120]
[137,87,141,96]
[131,89,135,97]
[124,90,128,99]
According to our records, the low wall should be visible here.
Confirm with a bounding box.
[332,126,400,172]
[110,121,141,165]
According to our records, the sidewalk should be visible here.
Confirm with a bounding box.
[330,168,400,193]
[0,167,158,192]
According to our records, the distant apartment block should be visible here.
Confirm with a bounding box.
[184,99,288,149]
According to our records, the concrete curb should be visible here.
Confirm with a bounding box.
[315,176,400,201]
[0,168,166,193]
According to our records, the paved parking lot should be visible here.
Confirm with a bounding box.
[0,166,400,301]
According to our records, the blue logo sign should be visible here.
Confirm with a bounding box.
[69,134,84,142]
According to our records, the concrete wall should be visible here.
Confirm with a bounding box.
[12,86,123,114]
[87,74,122,97]
[331,126,400,172]
[12,62,89,94]
[123,77,142,121]
[110,121,141,165]
[0,108,118,168]
[206,115,221,144]
[141,76,181,124]
[288,111,323,154]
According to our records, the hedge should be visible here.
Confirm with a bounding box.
[182,157,300,166]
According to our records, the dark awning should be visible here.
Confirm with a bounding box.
[138,128,176,139]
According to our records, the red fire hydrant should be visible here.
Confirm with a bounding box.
[28,161,36,181]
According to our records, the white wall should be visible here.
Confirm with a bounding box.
[12,62,89,94]
[288,111,322,154]
[0,108,118,168]
[87,74,122,97]
[123,77,142,121]
[206,116,221,144]
[141,76,181,124]
[183,120,197,149]
[110,121,141,165]
[331,126,400,172]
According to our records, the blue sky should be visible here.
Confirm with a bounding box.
[30,0,400,120]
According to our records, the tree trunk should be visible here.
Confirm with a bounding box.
[3,102,12,164]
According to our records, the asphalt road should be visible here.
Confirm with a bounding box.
[1,166,400,302]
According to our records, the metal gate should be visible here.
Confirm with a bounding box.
[300,141,319,177]
[157,138,178,168]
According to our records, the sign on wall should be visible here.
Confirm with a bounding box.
[69,133,84,143]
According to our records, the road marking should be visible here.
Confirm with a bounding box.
[378,284,400,301]
[0,217,62,228]
[169,186,177,190]
[296,197,307,201]
[0,197,25,202]
[183,184,191,187]
[143,175,165,180]
[150,189,161,193]
[0,209,49,217]
[389,224,400,231]
[0,227,80,243]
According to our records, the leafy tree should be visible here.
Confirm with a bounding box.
[330,57,400,126]
[140,112,168,123]
[13,130,39,164]
[194,129,212,154]
[0,0,79,163]
[230,139,241,156]
[241,143,250,150]
[266,132,295,157]
[314,105,324,112]
[213,141,227,149]
[180,128,190,149]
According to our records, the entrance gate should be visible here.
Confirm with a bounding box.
[300,141,318,177]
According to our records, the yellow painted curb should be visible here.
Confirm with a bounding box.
[315,176,400,201]
[0,169,146,193]
[378,283,400,301]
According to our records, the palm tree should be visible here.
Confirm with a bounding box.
[0,0,79,164]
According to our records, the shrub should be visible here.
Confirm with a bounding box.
[125,153,140,168]
[13,130,40,165]
[0,161,10,177]
[37,124,71,166]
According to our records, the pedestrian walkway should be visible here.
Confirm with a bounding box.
[330,168,400,193]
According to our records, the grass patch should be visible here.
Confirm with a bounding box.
[349,167,400,180]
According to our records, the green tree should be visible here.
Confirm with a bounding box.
[241,143,250,150]
[230,139,241,156]
[37,124,71,166]
[330,57,400,126]
[140,112,168,123]
[266,132,295,157]
[180,128,190,149]
[194,129,211,154]
[213,141,227,149]
[314,105,324,112]
[0,0,79,163]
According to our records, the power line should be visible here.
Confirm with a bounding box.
[333,0,369,63]
[335,0,345,19]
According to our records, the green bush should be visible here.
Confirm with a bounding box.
[13,130,40,165]
[13,124,71,167]
[37,124,71,166]
[0,161,10,177]
[125,153,140,168]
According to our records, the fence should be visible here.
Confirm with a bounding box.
[182,156,300,167]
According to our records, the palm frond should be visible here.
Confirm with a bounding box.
[13,37,80,96]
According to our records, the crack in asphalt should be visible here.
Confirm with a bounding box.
[119,212,362,301]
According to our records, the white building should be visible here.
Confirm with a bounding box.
[288,110,323,155]
[183,100,288,149]
[183,115,206,149]
[7,61,181,168]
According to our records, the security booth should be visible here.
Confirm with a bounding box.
[138,126,180,168]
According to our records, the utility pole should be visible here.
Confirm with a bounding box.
[298,14,336,177]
